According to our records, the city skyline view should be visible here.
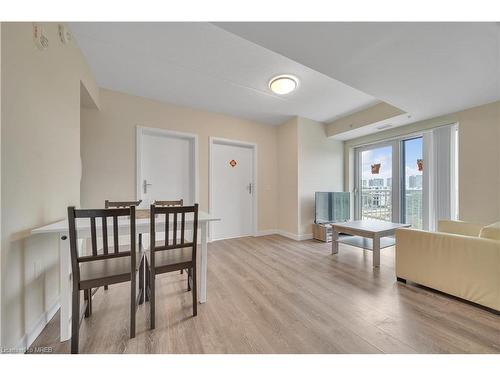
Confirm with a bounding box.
[361,141,423,187]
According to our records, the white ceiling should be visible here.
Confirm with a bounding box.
[69,22,378,125]
[216,22,500,126]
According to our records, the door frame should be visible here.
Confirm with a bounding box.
[208,136,258,240]
[136,125,199,207]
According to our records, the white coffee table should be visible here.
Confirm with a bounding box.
[331,220,411,268]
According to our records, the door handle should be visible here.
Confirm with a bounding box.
[247,182,253,195]
[143,179,152,194]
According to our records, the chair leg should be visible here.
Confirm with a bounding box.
[180,269,183,275]
[150,270,155,330]
[191,266,197,317]
[84,289,92,317]
[145,259,150,302]
[139,257,144,305]
[187,268,191,291]
[71,289,80,354]
[130,272,136,339]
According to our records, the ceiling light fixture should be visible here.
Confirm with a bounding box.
[269,75,298,95]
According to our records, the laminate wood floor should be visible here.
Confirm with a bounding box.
[30,235,500,354]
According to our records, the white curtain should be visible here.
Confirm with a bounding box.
[423,124,458,231]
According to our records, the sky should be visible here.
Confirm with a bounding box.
[361,137,422,186]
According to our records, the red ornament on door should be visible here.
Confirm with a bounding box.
[229,159,237,167]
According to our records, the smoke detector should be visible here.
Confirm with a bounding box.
[376,124,393,130]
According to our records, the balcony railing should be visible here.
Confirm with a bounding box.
[361,188,423,229]
[361,188,392,221]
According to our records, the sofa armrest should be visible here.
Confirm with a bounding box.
[437,220,484,237]
[395,228,500,310]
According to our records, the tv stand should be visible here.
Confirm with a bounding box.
[312,223,333,242]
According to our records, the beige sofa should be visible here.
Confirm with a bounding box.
[395,220,500,312]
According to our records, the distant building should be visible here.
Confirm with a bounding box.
[369,178,384,187]
[386,178,392,187]
[405,190,423,229]
[408,174,423,189]
[415,175,422,188]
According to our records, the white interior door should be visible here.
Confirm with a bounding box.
[211,141,255,240]
[138,128,196,206]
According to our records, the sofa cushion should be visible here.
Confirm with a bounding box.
[437,220,483,237]
[479,221,500,241]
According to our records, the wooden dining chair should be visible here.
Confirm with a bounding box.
[67,205,145,354]
[103,200,143,289]
[153,199,185,273]
[145,203,199,329]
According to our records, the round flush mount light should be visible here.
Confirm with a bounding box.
[269,75,299,95]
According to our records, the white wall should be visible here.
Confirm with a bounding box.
[1,22,98,349]
[298,118,343,236]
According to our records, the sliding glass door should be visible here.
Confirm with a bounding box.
[355,136,424,227]
[354,125,457,229]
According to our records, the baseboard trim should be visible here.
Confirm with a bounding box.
[298,233,313,241]
[15,300,60,353]
[275,230,312,241]
[255,229,278,237]
[235,230,313,241]
[209,230,313,241]
[211,234,254,242]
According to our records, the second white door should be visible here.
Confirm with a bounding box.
[138,128,196,206]
[211,141,255,241]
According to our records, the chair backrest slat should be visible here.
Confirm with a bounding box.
[181,212,185,244]
[165,212,169,247]
[90,217,98,256]
[173,212,178,245]
[101,217,108,255]
[113,216,119,253]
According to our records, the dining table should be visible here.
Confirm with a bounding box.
[31,208,220,342]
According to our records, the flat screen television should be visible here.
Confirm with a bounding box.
[315,192,350,224]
